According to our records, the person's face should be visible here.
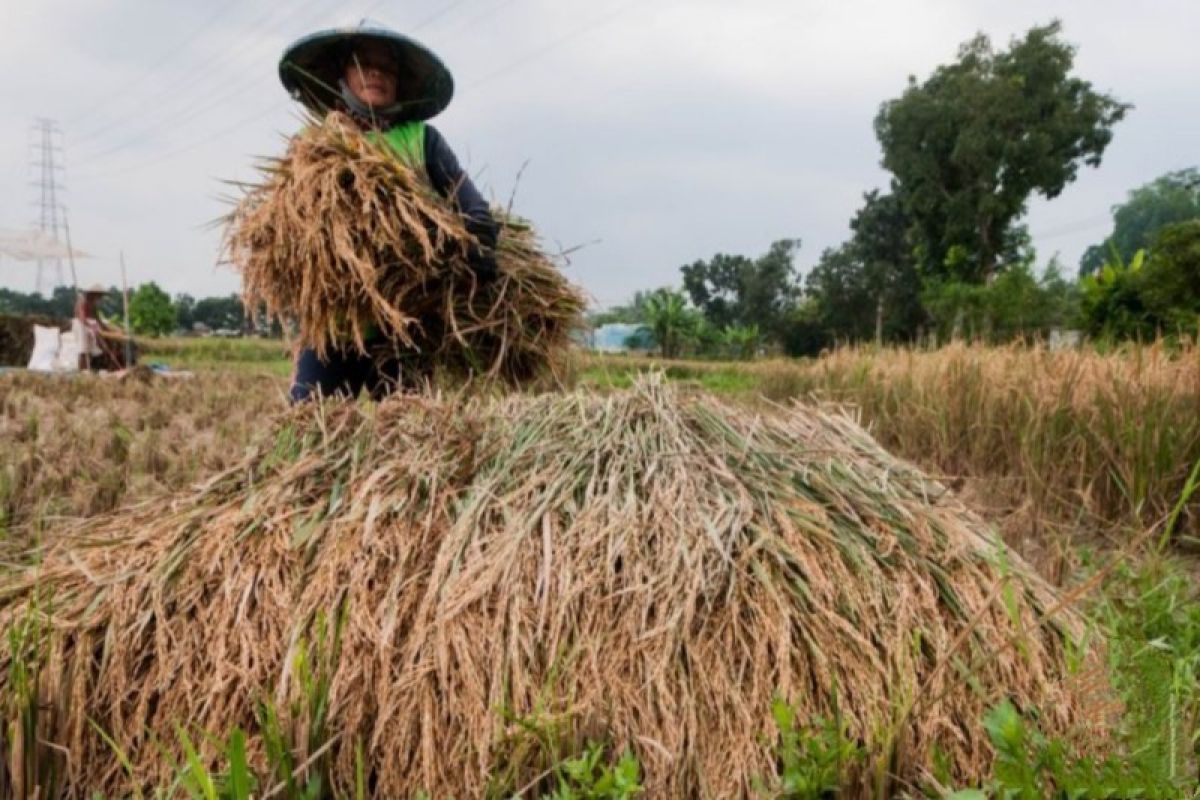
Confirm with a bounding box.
[344,41,399,108]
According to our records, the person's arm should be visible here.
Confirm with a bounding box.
[424,125,499,280]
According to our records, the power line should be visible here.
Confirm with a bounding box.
[74,0,472,156]
[73,0,634,185]
[71,0,295,143]
[411,0,474,30]
[72,0,337,149]
[75,0,491,175]
[465,0,642,91]
[360,0,476,30]
[436,0,518,40]
[74,100,292,181]
[65,0,247,128]
[71,0,475,164]
[75,72,275,164]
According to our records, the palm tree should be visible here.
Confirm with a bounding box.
[642,289,694,358]
[721,323,761,360]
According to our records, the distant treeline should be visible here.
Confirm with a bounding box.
[0,284,251,336]
[592,23,1199,357]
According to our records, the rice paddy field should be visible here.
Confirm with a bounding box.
[2,338,1198,798]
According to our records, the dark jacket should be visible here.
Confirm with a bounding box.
[422,125,499,278]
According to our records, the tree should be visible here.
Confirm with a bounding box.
[875,21,1129,282]
[640,289,697,358]
[680,240,802,342]
[721,324,760,360]
[45,286,77,318]
[1079,249,1153,340]
[1080,168,1200,275]
[981,260,1074,338]
[778,298,829,357]
[691,316,724,356]
[849,191,926,342]
[680,253,754,331]
[191,294,244,331]
[175,293,196,329]
[128,282,177,336]
[923,260,1078,342]
[1079,221,1200,340]
[96,289,124,322]
[1137,220,1200,332]
[805,192,925,344]
[588,290,656,327]
[747,239,804,341]
[1037,257,1081,331]
[805,244,876,343]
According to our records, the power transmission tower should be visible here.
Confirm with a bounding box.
[30,117,67,294]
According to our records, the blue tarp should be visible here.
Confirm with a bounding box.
[591,323,646,352]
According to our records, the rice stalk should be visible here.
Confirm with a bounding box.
[0,378,1101,797]
[222,111,586,386]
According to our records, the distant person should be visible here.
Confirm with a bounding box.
[279,20,499,402]
[74,285,131,370]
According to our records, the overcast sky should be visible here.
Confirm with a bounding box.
[0,0,1196,308]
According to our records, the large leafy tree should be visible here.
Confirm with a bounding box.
[174,293,196,329]
[805,245,875,343]
[680,240,801,342]
[805,192,925,343]
[679,253,753,331]
[847,191,925,341]
[128,282,177,336]
[1080,168,1200,276]
[192,294,245,331]
[875,21,1129,282]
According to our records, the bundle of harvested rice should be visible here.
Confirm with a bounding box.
[0,314,65,366]
[223,111,586,385]
[0,379,1099,797]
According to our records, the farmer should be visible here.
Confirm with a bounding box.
[74,284,130,370]
[279,20,499,402]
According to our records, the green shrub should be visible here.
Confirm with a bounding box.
[761,698,864,799]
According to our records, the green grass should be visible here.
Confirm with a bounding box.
[138,336,292,375]
[939,551,1200,798]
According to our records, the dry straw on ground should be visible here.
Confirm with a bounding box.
[223,111,586,386]
[0,370,285,558]
[0,378,1098,797]
[585,341,1200,549]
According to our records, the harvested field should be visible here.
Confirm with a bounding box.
[584,342,1200,549]
[0,378,1098,797]
[0,370,286,554]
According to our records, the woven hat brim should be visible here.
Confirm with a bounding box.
[279,26,454,121]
